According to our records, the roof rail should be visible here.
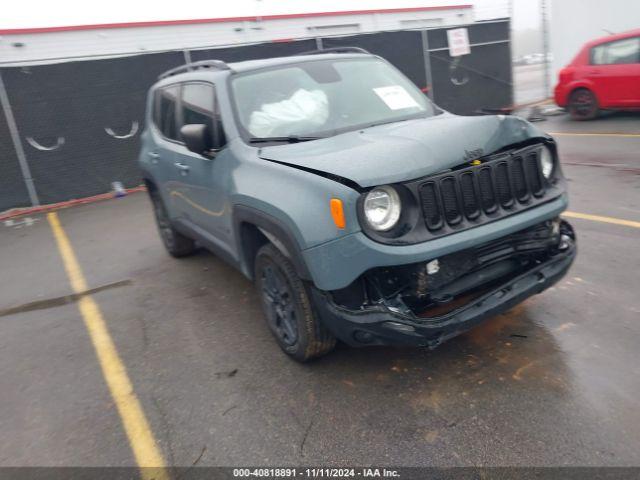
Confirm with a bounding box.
[294,46,371,56]
[158,60,232,80]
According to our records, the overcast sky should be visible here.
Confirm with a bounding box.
[0,0,542,31]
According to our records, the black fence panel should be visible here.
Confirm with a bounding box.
[1,51,184,205]
[0,22,512,209]
[428,20,512,114]
[321,31,427,91]
[190,39,317,63]
[0,104,31,211]
[427,19,510,50]
[429,42,512,114]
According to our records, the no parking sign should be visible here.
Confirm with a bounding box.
[447,27,471,56]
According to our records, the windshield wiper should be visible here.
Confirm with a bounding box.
[249,135,322,144]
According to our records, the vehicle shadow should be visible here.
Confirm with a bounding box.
[314,302,571,394]
[173,248,573,401]
[597,110,640,120]
[139,248,578,464]
[551,109,640,125]
[298,302,576,457]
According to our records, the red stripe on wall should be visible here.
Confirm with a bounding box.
[0,5,472,35]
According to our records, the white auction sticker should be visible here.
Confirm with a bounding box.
[373,85,420,110]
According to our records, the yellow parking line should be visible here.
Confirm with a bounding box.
[549,132,640,137]
[564,211,640,229]
[47,212,167,479]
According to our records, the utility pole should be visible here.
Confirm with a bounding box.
[541,0,551,99]
[508,0,514,105]
[0,71,40,207]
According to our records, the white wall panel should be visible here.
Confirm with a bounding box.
[0,7,473,65]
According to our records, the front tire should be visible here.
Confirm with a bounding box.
[255,244,336,362]
[568,88,599,120]
[148,190,196,257]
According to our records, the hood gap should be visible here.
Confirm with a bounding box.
[262,157,363,192]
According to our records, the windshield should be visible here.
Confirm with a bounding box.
[231,57,438,140]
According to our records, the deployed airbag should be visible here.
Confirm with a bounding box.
[248,89,329,137]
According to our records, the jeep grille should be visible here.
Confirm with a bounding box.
[418,144,549,234]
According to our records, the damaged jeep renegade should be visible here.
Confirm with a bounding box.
[140,48,576,361]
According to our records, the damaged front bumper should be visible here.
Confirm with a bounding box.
[312,220,576,348]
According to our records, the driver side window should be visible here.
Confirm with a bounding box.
[154,85,180,142]
[180,82,227,149]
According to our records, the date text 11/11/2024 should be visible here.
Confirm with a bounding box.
[232,468,401,478]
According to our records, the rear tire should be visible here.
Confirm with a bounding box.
[568,88,599,120]
[255,243,336,362]
[148,190,196,257]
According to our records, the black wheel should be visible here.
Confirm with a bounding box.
[255,244,336,362]
[569,88,599,120]
[148,190,196,257]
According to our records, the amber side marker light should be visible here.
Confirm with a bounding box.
[330,198,346,229]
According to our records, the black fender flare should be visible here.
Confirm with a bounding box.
[232,204,312,281]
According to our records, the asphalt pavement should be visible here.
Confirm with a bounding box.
[1,112,639,468]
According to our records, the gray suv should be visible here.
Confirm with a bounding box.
[139,49,576,361]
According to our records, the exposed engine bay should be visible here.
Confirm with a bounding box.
[330,218,576,319]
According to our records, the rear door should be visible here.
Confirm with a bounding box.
[174,81,235,257]
[151,84,188,220]
[589,36,640,107]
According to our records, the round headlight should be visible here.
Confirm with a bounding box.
[540,147,554,179]
[363,186,402,231]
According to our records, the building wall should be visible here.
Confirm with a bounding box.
[0,7,472,65]
[550,0,640,79]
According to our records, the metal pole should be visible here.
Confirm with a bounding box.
[541,0,551,99]
[508,0,515,106]
[0,71,40,206]
[420,29,435,101]
[315,37,323,50]
[183,49,192,65]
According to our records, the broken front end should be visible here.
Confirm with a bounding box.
[313,219,576,347]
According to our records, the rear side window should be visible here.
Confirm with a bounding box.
[591,37,640,65]
[181,82,226,148]
[154,85,180,141]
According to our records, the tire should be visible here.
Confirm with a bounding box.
[148,190,196,257]
[568,88,599,120]
[255,243,336,362]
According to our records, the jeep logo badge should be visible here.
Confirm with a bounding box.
[464,148,484,162]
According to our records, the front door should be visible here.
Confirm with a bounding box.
[174,81,234,257]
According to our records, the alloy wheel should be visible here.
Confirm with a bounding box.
[571,90,596,118]
[261,264,299,346]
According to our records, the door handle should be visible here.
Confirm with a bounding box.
[174,162,190,172]
[148,152,160,164]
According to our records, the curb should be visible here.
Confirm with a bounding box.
[0,185,147,221]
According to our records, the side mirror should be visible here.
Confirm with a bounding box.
[180,124,213,156]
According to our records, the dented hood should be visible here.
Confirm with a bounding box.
[258,113,549,188]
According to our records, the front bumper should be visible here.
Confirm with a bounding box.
[303,194,569,291]
[312,240,576,348]
[554,83,568,107]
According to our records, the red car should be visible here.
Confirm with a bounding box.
[554,29,640,120]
